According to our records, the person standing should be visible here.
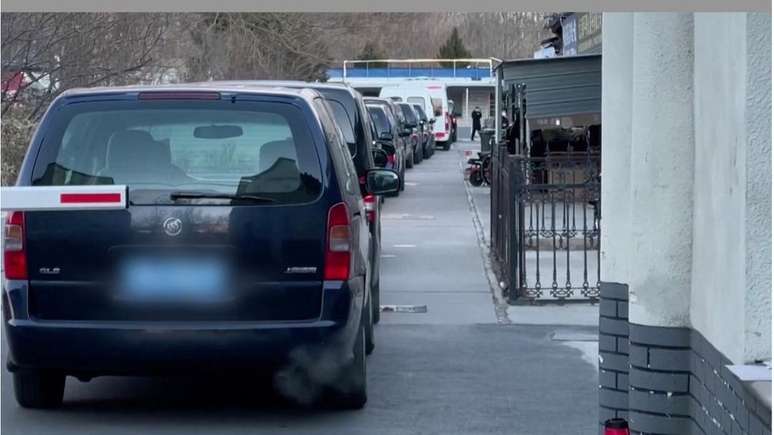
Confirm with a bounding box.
[470,106,482,141]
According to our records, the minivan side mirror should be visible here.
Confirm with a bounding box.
[365,169,400,195]
[379,131,393,141]
[428,118,436,124]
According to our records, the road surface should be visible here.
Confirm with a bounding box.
[1,140,599,435]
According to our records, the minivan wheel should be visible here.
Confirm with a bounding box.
[327,323,367,409]
[414,147,422,164]
[406,153,414,169]
[443,142,451,151]
[372,278,381,324]
[365,296,375,355]
[13,371,65,409]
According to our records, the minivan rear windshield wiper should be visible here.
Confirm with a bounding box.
[169,191,277,203]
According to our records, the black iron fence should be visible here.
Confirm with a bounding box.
[490,143,601,302]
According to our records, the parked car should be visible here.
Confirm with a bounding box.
[448,99,459,144]
[363,97,414,170]
[396,102,423,165]
[367,104,405,193]
[378,81,453,149]
[2,84,400,409]
[205,80,385,326]
[412,103,435,159]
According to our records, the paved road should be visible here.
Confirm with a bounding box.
[1,140,599,435]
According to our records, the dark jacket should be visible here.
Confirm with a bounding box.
[471,109,482,129]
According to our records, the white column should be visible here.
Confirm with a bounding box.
[627,13,695,327]
[600,13,634,285]
[743,12,771,362]
[465,88,470,127]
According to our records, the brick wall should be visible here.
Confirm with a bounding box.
[599,282,771,435]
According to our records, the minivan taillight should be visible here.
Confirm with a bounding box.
[364,194,377,223]
[4,211,27,280]
[444,112,450,131]
[324,202,351,281]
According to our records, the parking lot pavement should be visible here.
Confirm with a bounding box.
[1,140,599,435]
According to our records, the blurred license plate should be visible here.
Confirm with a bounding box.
[118,256,227,303]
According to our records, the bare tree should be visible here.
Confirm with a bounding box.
[184,13,331,82]
[1,13,171,119]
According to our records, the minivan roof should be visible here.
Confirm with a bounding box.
[57,83,323,104]
[201,80,360,97]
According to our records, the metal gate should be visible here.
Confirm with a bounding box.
[491,147,601,302]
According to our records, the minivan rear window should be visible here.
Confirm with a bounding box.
[326,99,357,149]
[407,97,425,107]
[367,106,391,136]
[31,100,323,205]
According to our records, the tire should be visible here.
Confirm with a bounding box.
[13,371,65,409]
[406,152,414,169]
[469,169,484,187]
[414,146,422,164]
[327,323,367,409]
[442,142,451,151]
[365,296,375,355]
[482,156,492,185]
[372,277,381,324]
[399,169,405,191]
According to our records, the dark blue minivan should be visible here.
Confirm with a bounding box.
[2,85,399,409]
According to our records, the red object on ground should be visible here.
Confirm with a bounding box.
[603,418,630,435]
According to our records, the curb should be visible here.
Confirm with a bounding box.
[459,151,511,325]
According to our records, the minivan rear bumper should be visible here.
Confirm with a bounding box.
[3,278,365,376]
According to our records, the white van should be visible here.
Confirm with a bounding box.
[379,81,454,150]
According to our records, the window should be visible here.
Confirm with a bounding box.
[32,100,323,205]
[431,98,443,117]
[407,96,425,107]
[367,106,391,136]
[326,99,356,146]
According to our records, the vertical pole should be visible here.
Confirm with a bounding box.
[465,87,470,136]
[495,68,502,143]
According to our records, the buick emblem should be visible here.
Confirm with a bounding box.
[162,217,183,237]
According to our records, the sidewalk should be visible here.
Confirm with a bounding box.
[457,140,600,328]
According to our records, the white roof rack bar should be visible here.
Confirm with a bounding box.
[1,185,128,212]
[341,58,497,81]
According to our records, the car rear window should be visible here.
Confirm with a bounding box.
[367,106,391,135]
[326,99,356,147]
[412,105,428,122]
[399,104,418,125]
[407,96,425,107]
[31,99,323,205]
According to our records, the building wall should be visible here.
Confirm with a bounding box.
[742,12,772,364]
[627,13,695,328]
[691,13,753,366]
[600,12,633,285]
[600,12,771,434]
